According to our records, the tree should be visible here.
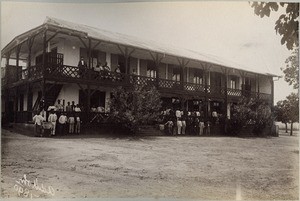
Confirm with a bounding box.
[110,84,162,134]
[274,100,289,133]
[274,93,299,135]
[281,48,299,89]
[250,2,299,50]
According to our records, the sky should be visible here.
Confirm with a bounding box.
[0,0,298,103]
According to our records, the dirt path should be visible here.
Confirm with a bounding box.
[1,129,298,200]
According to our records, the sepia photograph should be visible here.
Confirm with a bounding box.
[1,0,299,200]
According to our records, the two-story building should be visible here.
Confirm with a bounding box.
[1,17,275,124]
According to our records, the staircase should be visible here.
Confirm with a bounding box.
[32,92,42,111]
[44,84,63,107]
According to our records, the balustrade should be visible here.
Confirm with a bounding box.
[2,62,272,102]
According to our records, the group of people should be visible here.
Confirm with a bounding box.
[159,109,221,136]
[78,57,138,81]
[32,100,82,137]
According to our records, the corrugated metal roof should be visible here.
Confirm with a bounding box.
[3,16,278,77]
[44,17,277,76]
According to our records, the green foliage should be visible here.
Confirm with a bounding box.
[274,93,299,135]
[110,84,162,134]
[250,2,299,50]
[274,100,290,123]
[230,97,272,135]
[281,48,299,89]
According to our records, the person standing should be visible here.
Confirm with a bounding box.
[102,62,111,79]
[58,113,67,135]
[66,102,72,113]
[48,110,57,136]
[175,109,182,135]
[33,111,45,137]
[199,116,205,136]
[71,101,76,111]
[74,104,81,112]
[75,114,81,134]
[55,100,64,112]
[78,56,87,78]
[68,113,75,134]
[181,110,187,135]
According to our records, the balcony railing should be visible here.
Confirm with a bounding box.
[2,63,272,101]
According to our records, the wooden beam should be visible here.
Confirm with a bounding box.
[92,40,101,50]
[128,48,135,57]
[15,45,22,67]
[46,32,59,43]
[5,51,11,66]
[117,45,125,55]
[78,37,88,49]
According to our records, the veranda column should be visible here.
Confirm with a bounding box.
[27,36,35,80]
[5,52,11,67]
[137,58,140,76]
[42,30,47,109]
[4,52,11,116]
[257,74,260,99]
[271,77,274,106]
[225,70,229,118]
[201,63,210,123]
[204,69,208,121]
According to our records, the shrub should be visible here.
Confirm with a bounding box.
[231,97,272,136]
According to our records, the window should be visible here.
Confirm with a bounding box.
[147,68,156,78]
[193,76,203,84]
[230,77,237,89]
[193,70,203,84]
[147,61,156,78]
[172,68,181,81]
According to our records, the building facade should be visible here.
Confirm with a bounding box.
[1,17,275,124]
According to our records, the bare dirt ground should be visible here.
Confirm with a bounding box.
[1,127,299,200]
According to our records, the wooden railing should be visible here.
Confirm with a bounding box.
[2,63,272,101]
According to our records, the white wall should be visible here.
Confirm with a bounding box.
[56,83,80,106]
[59,40,80,66]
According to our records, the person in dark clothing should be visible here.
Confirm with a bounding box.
[78,57,87,78]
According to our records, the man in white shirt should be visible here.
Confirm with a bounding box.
[175,109,182,135]
[74,104,81,112]
[58,113,67,135]
[68,114,75,134]
[48,110,57,136]
[33,111,45,137]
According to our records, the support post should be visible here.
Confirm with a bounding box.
[88,38,92,69]
[204,69,208,121]
[150,52,164,88]
[201,63,211,123]
[223,69,228,118]
[257,74,260,99]
[5,51,11,67]
[14,87,19,123]
[42,31,47,108]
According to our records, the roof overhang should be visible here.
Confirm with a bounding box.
[1,17,279,77]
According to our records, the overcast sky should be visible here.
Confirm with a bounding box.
[1,1,297,103]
